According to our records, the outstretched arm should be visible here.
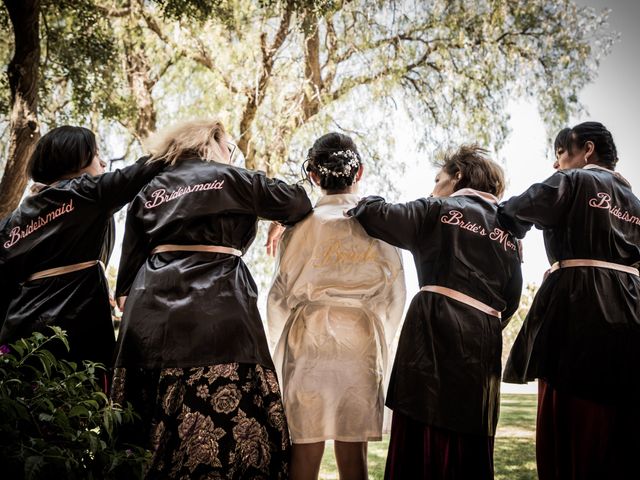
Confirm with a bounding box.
[76,156,164,214]
[250,174,312,225]
[498,171,572,239]
[348,196,432,251]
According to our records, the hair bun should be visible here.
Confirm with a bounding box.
[313,150,360,178]
[305,132,362,190]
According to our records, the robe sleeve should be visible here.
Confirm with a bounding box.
[266,230,294,351]
[498,171,573,239]
[501,244,524,329]
[347,196,432,251]
[250,175,312,225]
[115,203,150,298]
[382,247,407,349]
[76,156,164,214]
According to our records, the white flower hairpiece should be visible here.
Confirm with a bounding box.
[314,150,361,177]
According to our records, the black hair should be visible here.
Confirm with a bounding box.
[28,126,98,183]
[569,121,618,169]
[553,127,572,155]
[305,132,362,191]
[436,144,506,198]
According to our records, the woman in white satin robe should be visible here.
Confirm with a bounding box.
[267,132,406,480]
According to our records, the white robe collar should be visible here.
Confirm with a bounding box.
[315,193,361,207]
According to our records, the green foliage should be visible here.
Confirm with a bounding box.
[494,394,537,479]
[39,0,120,122]
[0,327,150,480]
[0,0,616,176]
[153,0,336,23]
[153,0,237,24]
[143,0,615,173]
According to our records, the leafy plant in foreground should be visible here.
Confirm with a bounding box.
[0,327,150,479]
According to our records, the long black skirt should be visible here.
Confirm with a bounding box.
[536,379,640,480]
[385,411,495,480]
[111,363,290,479]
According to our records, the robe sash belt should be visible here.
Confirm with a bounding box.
[548,259,639,276]
[27,260,105,282]
[420,285,502,318]
[151,244,243,257]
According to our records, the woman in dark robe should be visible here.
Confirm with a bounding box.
[348,145,523,480]
[0,126,162,374]
[499,121,640,480]
[111,119,312,479]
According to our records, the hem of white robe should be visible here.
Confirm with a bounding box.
[291,433,383,444]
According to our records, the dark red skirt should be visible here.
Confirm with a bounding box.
[536,379,640,480]
[384,411,495,480]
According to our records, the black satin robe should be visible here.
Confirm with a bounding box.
[349,191,522,436]
[499,167,640,404]
[113,157,312,370]
[0,158,162,366]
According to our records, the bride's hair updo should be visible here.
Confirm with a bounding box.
[305,132,362,191]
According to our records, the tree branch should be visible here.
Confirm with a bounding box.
[237,3,293,169]
[141,8,241,94]
[94,1,131,18]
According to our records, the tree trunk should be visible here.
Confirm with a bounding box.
[0,0,41,218]
[124,48,157,140]
[237,6,292,171]
[123,0,158,142]
[302,17,322,120]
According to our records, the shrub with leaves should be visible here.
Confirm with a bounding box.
[0,327,150,480]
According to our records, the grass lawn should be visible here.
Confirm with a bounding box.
[319,393,537,479]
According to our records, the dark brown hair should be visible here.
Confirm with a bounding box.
[554,127,572,155]
[305,132,362,191]
[29,126,97,184]
[569,121,618,169]
[436,144,505,198]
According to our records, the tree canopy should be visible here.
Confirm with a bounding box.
[0,0,616,216]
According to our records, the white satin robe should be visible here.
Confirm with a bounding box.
[267,193,406,443]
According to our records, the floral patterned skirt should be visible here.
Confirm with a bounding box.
[111,363,290,479]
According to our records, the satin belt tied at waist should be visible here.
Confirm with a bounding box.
[292,297,373,310]
[420,285,502,318]
[548,259,639,276]
[151,244,243,257]
[28,260,105,282]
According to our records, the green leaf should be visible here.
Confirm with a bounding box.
[103,410,113,438]
[24,455,44,480]
[68,405,90,418]
[38,355,52,378]
[41,350,59,370]
[38,412,54,422]
[11,342,24,358]
[82,399,100,411]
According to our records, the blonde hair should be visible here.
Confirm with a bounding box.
[144,119,229,165]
